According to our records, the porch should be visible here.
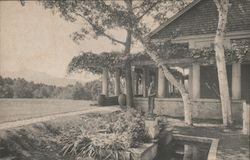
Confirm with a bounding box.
[100,59,249,123]
[134,97,243,122]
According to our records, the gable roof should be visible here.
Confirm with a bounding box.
[147,0,250,40]
[145,0,202,40]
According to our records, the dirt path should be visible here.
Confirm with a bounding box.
[0,106,120,130]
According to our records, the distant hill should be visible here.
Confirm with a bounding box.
[1,69,84,87]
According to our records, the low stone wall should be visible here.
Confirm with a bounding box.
[129,143,158,160]
[134,98,243,122]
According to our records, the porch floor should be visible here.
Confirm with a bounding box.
[164,118,249,160]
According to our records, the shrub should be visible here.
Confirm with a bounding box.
[60,109,150,160]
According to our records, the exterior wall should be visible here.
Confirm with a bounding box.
[134,98,243,122]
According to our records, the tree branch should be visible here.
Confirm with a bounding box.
[102,32,126,45]
[137,0,162,21]
[213,0,222,10]
[74,12,126,46]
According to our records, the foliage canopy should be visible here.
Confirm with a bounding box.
[67,41,250,74]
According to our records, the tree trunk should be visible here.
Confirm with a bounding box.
[125,62,134,107]
[213,0,232,126]
[141,39,193,125]
[123,26,134,107]
[161,65,193,125]
[124,31,133,107]
[124,0,134,108]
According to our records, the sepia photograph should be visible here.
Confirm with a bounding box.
[0,0,249,159]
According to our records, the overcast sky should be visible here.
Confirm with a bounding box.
[0,1,145,81]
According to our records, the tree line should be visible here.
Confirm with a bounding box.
[0,76,102,100]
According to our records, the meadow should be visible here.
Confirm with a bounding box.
[0,99,95,123]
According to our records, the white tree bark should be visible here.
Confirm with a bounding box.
[141,39,193,125]
[161,65,193,125]
[213,0,232,126]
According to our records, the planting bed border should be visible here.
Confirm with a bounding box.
[173,134,219,160]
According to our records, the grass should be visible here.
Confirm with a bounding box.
[0,99,95,123]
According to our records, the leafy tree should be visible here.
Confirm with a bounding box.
[3,77,14,86]
[13,78,33,98]
[40,86,50,98]
[0,76,15,98]
[0,76,100,100]
[33,88,43,98]
[36,0,187,108]
[84,79,102,100]
[0,85,14,98]
[72,82,87,100]
[57,84,75,99]
[21,0,245,126]
[0,76,3,86]
[32,0,193,124]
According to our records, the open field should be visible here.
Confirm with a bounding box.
[0,99,96,123]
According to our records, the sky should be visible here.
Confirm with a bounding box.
[0,0,144,82]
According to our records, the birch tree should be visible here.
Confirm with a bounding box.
[213,0,232,126]
[138,36,193,125]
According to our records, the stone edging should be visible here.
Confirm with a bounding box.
[173,134,219,160]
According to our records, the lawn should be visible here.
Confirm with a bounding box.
[0,99,95,123]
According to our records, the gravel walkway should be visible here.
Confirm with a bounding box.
[0,106,120,130]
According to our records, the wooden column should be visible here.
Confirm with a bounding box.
[158,67,167,98]
[134,72,139,95]
[102,68,109,96]
[183,145,192,160]
[188,66,193,98]
[142,67,148,97]
[114,69,121,96]
[243,101,250,135]
[232,63,241,99]
[132,68,139,95]
[192,64,200,99]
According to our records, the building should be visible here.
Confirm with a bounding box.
[132,0,249,122]
[100,0,250,122]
